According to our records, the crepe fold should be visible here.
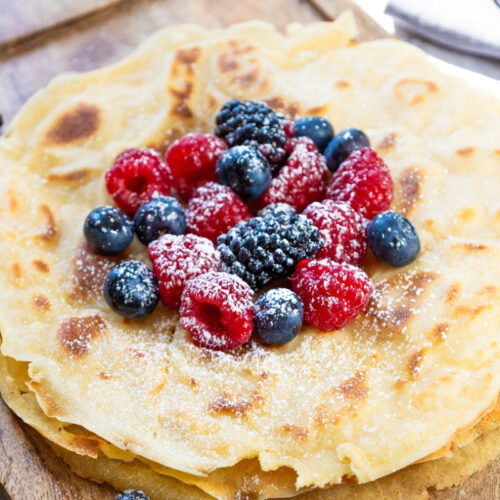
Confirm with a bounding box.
[0,13,499,499]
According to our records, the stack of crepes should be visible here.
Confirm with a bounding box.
[0,12,499,499]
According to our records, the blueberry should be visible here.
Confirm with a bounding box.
[323,127,370,172]
[295,116,334,153]
[254,288,303,345]
[367,211,420,267]
[258,203,296,219]
[133,196,186,245]
[104,261,159,318]
[216,146,271,201]
[115,490,150,500]
[83,206,133,255]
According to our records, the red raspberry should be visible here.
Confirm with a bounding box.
[257,137,328,211]
[325,147,393,219]
[303,200,368,265]
[291,258,373,331]
[166,133,228,201]
[105,148,171,215]
[180,271,254,351]
[186,182,251,243]
[148,234,220,309]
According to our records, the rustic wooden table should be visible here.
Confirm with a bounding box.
[0,0,498,498]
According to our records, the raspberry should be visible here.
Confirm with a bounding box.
[148,234,220,309]
[180,271,254,351]
[257,137,328,211]
[105,148,172,215]
[325,147,393,219]
[303,200,367,265]
[186,182,251,243]
[165,133,228,201]
[291,258,373,331]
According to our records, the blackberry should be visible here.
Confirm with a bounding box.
[258,203,296,219]
[215,99,288,172]
[217,213,322,289]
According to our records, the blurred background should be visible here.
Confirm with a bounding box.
[0,0,499,128]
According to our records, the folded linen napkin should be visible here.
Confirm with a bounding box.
[385,0,500,60]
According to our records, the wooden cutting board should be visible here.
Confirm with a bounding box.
[0,1,498,498]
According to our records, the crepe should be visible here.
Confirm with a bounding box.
[0,12,499,499]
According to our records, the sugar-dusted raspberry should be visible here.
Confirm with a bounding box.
[180,271,254,351]
[302,200,367,265]
[325,147,393,219]
[257,137,328,211]
[291,258,373,331]
[148,234,220,309]
[186,182,251,243]
[165,133,228,201]
[105,148,172,215]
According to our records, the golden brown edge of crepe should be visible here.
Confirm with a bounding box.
[1,349,499,499]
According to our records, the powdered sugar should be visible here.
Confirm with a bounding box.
[148,234,220,309]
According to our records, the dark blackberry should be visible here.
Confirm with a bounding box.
[258,203,296,219]
[216,213,322,289]
[215,99,288,172]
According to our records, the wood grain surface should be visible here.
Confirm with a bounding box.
[0,1,498,498]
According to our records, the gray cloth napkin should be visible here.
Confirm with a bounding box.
[385,0,500,60]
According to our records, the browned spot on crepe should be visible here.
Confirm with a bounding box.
[432,323,449,343]
[46,103,99,144]
[99,371,111,380]
[453,304,490,319]
[306,105,328,115]
[377,132,397,152]
[208,392,262,416]
[227,40,255,54]
[11,262,22,281]
[231,70,260,88]
[174,47,200,69]
[495,149,500,156]
[408,348,426,378]
[263,97,299,119]
[58,314,106,356]
[394,78,438,105]
[207,93,217,110]
[457,207,476,223]
[169,82,194,118]
[394,166,421,216]
[32,293,50,311]
[446,282,460,303]
[335,80,351,89]
[32,259,49,273]
[48,168,88,182]
[37,204,57,241]
[218,52,239,72]
[282,424,308,440]
[452,242,487,252]
[8,187,18,212]
[457,147,475,157]
[394,379,408,390]
[72,241,123,299]
[336,371,368,401]
[366,271,438,333]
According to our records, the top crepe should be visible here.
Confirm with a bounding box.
[0,12,499,493]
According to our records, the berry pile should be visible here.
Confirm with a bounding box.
[83,99,421,352]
